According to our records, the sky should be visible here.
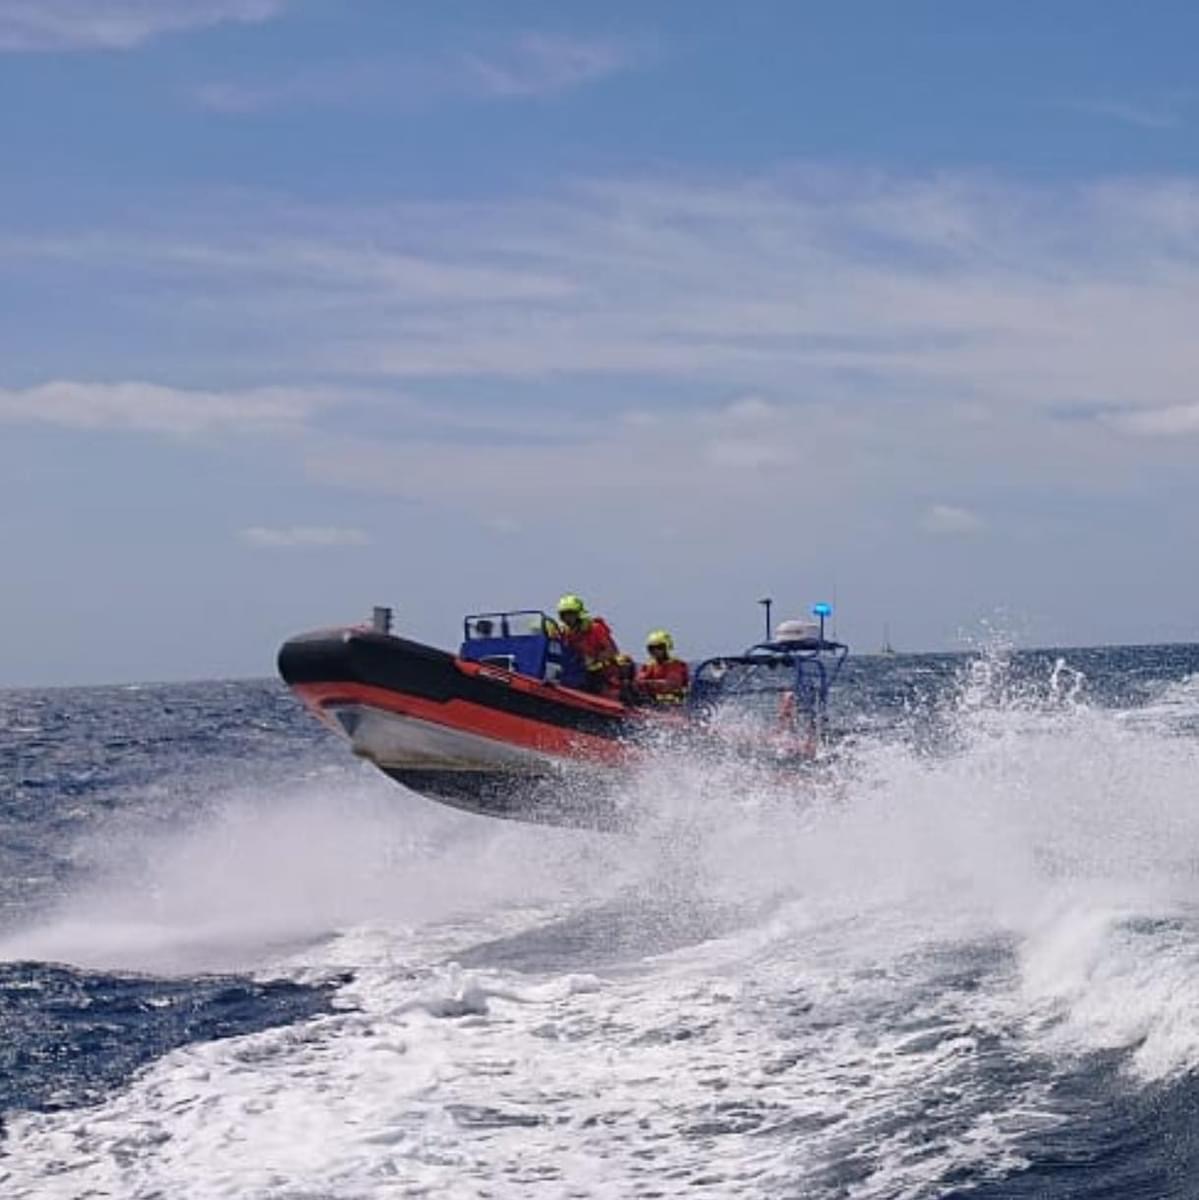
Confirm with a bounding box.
[2,0,1198,686]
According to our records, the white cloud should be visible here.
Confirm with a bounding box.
[0,0,286,52]
[705,437,793,470]
[239,526,370,548]
[620,410,661,428]
[1104,403,1199,436]
[298,393,864,545]
[0,231,574,303]
[921,505,984,536]
[0,381,329,436]
[719,396,777,423]
[483,515,522,536]
[192,32,642,114]
[1062,94,1191,130]
[460,32,643,99]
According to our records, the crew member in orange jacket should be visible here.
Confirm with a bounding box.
[556,594,622,696]
[636,629,690,703]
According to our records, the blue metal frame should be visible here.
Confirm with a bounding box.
[687,636,849,726]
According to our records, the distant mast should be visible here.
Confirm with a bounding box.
[880,623,896,655]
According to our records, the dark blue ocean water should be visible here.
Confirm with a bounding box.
[0,681,347,1122]
[3,647,1199,1197]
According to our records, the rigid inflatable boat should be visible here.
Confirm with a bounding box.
[278,606,848,830]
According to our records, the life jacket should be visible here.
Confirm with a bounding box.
[562,616,620,672]
[636,656,690,702]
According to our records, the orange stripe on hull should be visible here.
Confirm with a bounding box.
[292,680,631,765]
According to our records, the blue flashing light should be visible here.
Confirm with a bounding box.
[812,602,833,618]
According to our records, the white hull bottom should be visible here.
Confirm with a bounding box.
[325,703,557,773]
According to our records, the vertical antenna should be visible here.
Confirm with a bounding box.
[758,597,773,642]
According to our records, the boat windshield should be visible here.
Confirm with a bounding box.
[464,611,554,640]
[460,609,584,686]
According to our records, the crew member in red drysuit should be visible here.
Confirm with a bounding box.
[776,691,818,758]
[556,594,623,697]
[636,629,690,703]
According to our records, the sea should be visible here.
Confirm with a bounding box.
[3,644,1199,1198]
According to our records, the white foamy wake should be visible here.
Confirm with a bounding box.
[0,764,632,974]
[5,657,1199,1197]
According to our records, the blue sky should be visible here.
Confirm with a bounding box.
[2,1,1198,685]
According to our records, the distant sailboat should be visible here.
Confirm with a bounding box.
[880,624,896,656]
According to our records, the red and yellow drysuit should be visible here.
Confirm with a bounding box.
[561,616,623,697]
[635,656,690,703]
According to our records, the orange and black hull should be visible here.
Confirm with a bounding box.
[278,628,649,828]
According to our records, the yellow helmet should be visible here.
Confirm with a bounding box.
[557,594,586,617]
[645,629,673,653]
